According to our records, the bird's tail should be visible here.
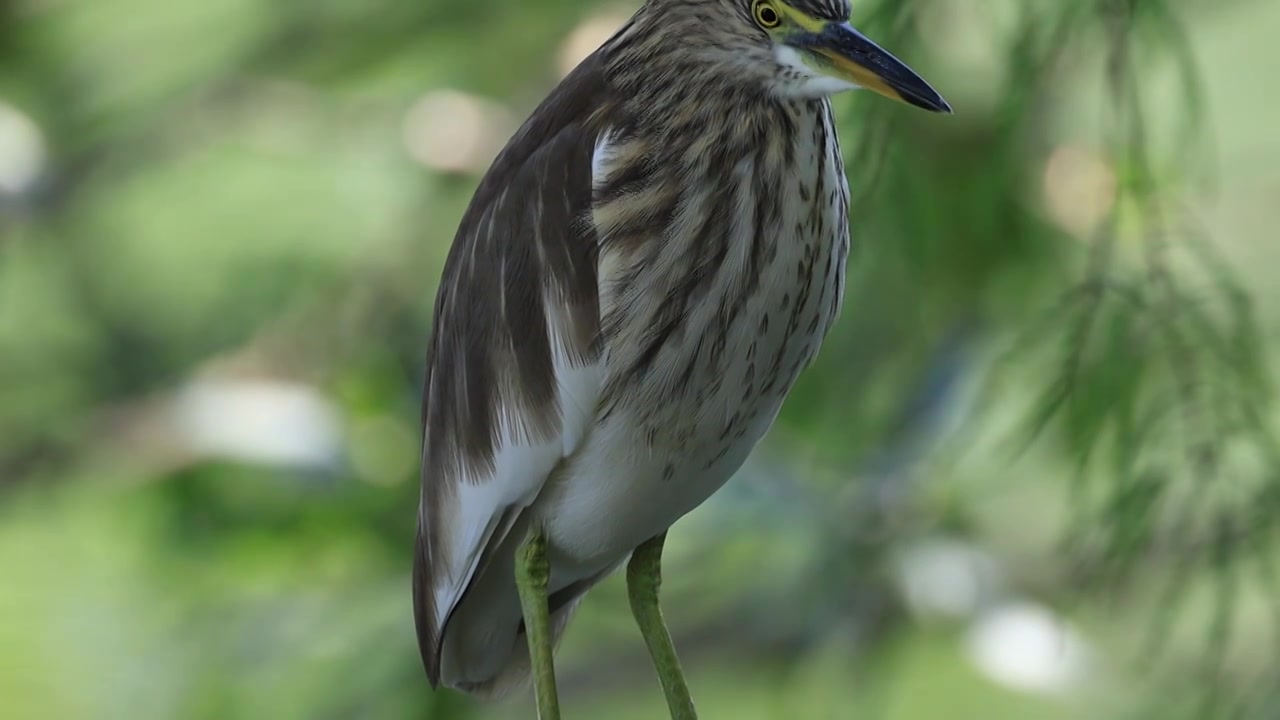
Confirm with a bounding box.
[444,590,588,699]
[430,528,619,698]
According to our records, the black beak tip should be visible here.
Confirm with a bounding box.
[901,88,953,114]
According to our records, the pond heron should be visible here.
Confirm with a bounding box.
[413,0,949,717]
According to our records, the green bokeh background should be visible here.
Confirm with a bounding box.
[2,0,1278,718]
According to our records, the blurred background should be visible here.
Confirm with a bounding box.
[2,0,1278,718]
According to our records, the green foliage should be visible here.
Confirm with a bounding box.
[996,5,1280,709]
[1,0,1278,718]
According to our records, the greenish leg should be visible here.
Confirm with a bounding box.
[627,532,698,720]
[516,531,561,720]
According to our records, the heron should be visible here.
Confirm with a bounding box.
[412,1,949,717]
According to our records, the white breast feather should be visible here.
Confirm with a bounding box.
[591,129,617,190]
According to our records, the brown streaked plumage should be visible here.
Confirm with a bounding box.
[414,50,612,690]
[413,0,949,712]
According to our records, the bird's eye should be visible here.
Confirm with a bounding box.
[753,1,782,29]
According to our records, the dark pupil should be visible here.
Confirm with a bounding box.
[759,6,778,24]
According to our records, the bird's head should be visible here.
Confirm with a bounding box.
[757,0,950,110]
[642,0,950,112]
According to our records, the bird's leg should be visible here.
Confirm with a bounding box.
[516,530,561,720]
[627,532,697,720]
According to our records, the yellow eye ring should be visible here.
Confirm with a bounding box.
[753,1,782,29]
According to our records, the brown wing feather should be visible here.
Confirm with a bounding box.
[414,50,615,686]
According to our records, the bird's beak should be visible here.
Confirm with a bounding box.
[804,23,951,113]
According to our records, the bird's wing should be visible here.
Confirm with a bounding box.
[414,51,612,686]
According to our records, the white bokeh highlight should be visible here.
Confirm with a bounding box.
[173,379,344,471]
[0,100,47,197]
[965,601,1093,694]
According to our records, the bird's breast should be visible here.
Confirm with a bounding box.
[594,100,850,451]
[540,101,849,563]
[539,101,850,564]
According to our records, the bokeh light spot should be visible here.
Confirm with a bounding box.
[402,90,512,174]
[0,101,47,198]
[1043,144,1118,239]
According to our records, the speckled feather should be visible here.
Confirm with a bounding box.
[415,0,851,696]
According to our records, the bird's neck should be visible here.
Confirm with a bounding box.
[602,14,789,128]
[612,82,830,170]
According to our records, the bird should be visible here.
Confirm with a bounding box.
[412,1,949,717]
